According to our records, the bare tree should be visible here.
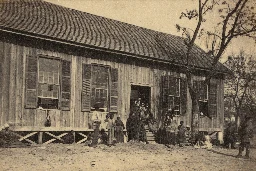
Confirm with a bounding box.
[224,51,256,128]
[176,0,256,137]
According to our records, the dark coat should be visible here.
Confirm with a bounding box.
[238,120,253,143]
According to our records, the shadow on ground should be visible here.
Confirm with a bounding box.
[208,149,237,157]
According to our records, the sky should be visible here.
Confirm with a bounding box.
[45,0,256,63]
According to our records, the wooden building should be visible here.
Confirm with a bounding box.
[0,0,229,144]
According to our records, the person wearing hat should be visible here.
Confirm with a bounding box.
[115,115,125,143]
[105,112,115,146]
[236,115,254,159]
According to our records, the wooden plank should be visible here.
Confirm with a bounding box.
[0,41,3,126]
[9,44,17,124]
[43,132,68,144]
[18,131,38,141]
[2,42,11,124]
[55,110,61,128]
[23,109,35,126]
[60,111,64,127]
[219,79,224,130]
[38,132,43,144]
[75,56,82,127]
[76,133,88,144]
[70,55,76,127]
[83,112,88,128]
[62,111,69,127]
[45,132,65,141]
[49,110,56,127]
[12,132,37,145]
[21,47,28,126]
[122,64,128,120]
[10,126,94,131]
[27,47,37,126]
[15,45,24,125]
[37,109,46,127]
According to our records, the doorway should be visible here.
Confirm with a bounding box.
[130,85,151,108]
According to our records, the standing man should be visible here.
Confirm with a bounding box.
[105,112,115,146]
[236,115,254,159]
[90,105,101,147]
[177,121,186,147]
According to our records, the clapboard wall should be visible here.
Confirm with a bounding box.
[0,36,224,131]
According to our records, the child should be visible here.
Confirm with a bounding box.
[185,125,192,145]
[99,129,108,145]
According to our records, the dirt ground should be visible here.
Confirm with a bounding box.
[0,142,256,171]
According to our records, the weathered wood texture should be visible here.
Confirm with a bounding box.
[0,40,224,131]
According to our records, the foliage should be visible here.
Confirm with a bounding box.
[176,0,256,134]
[224,51,256,124]
[0,129,20,147]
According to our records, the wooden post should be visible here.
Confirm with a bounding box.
[72,131,76,144]
[38,132,43,144]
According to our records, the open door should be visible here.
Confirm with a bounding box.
[130,85,151,108]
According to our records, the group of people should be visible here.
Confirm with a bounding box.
[126,98,156,143]
[163,111,191,146]
[224,121,237,149]
[89,105,125,147]
[89,101,254,159]
[224,115,254,159]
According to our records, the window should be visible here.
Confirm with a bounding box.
[161,75,187,115]
[193,79,217,118]
[25,55,71,110]
[168,77,180,115]
[81,64,118,112]
[193,80,208,116]
[38,58,60,109]
[91,65,109,111]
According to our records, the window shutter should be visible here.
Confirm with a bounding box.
[25,55,38,108]
[168,76,176,96]
[180,77,187,115]
[161,76,169,109]
[193,80,199,95]
[110,68,118,112]
[208,79,217,118]
[193,80,207,100]
[174,96,180,111]
[81,64,91,112]
[61,60,71,111]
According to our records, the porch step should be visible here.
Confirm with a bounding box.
[146,128,155,143]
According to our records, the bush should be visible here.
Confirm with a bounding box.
[0,129,20,147]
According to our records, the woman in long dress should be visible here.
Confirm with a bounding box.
[115,116,125,143]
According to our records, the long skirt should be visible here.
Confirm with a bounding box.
[91,122,100,147]
[169,132,176,145]
[115,126,124,143]
[108,127,115,145]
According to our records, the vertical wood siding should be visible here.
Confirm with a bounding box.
[0,41,224,131]
[0,41,3,126]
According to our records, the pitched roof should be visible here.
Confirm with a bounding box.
[0,0,229,73]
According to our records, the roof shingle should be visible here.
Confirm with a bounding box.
[0,0,229,73]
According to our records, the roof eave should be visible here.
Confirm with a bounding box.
[0,27,228,75]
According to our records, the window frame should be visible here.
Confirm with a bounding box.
[37,55,61,110]
[161,75,182,116]
[90,64,111,112]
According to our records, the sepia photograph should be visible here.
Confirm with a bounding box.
[0,0,256,170]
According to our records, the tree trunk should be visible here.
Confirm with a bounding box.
[190,88,200,141]
[235,109,241,131]
[186,73,200,141]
